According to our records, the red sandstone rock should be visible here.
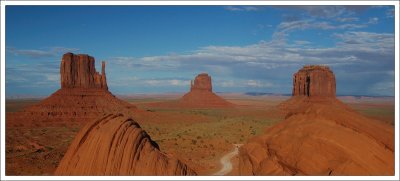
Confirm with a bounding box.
[191,73,212,92]
[239,65,394,176]
[54,114,196,176]
[61,53,108,90]
[180,73,234,108]
[292,65,335,97]
[22,53,135,121]
[23,88,136,120]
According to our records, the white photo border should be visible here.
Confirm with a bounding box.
[1,1,398,180]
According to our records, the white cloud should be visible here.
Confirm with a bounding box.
[275,6,370,19]
[336,17,359,22]
[367,17,379,24]
[142,79,190,87]
[276,19,367,35]
[7,47,79,58]
[294,40,312,45]
[224,6,261,12]
[215,79,274,88]
[44,73,59,82]
[368,81,394,96]
[109,77,189,87]
[108,31,394,74]
[246,80,273,88]
[386,7,394,18]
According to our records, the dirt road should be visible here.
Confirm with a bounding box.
[213,144,242,176]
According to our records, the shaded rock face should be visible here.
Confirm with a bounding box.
[61,53,108,90]
[191,73,212,92]
[292,65,335,97]
[180,73,234,108]
[54,114,196,176]
[239,66,394,176]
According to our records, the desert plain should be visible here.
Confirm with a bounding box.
[5,93,394,175]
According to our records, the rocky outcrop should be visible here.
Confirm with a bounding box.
[239,65,394,176]
[61,53,108,90]
[54,114,196,176]
[180,73,234,108]
[292,65,335,97]
[21,53,135,121]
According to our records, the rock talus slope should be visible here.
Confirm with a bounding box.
[54,114,196,175]
[239,65,394,176]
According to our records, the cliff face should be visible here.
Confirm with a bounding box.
[292,65,335,97]
[238,65,394,176]
[180,73,234,108]
[60,53,108,90]
[54,114,196,176]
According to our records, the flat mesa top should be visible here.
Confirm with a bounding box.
[301,65,332,71]
[63,52,94,59]
[198,73,210,76]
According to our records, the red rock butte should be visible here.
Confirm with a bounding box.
[61,53,108,89]
[55,114,196,176]
[20,53,136,121]
[239,65,394,176]
[179,73,234,108]
[292,65,336,97]
[190,73,212,92]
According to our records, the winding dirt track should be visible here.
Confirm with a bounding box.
[213,144,242,176]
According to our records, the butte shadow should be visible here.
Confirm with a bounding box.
[238,65,394,176]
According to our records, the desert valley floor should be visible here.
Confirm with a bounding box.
[5,94,394,175]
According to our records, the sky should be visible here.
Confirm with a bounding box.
[5,5,395,97]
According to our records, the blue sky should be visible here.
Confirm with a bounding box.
[5,5,395,97]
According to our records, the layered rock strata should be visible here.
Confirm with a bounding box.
[54,114,196,176]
